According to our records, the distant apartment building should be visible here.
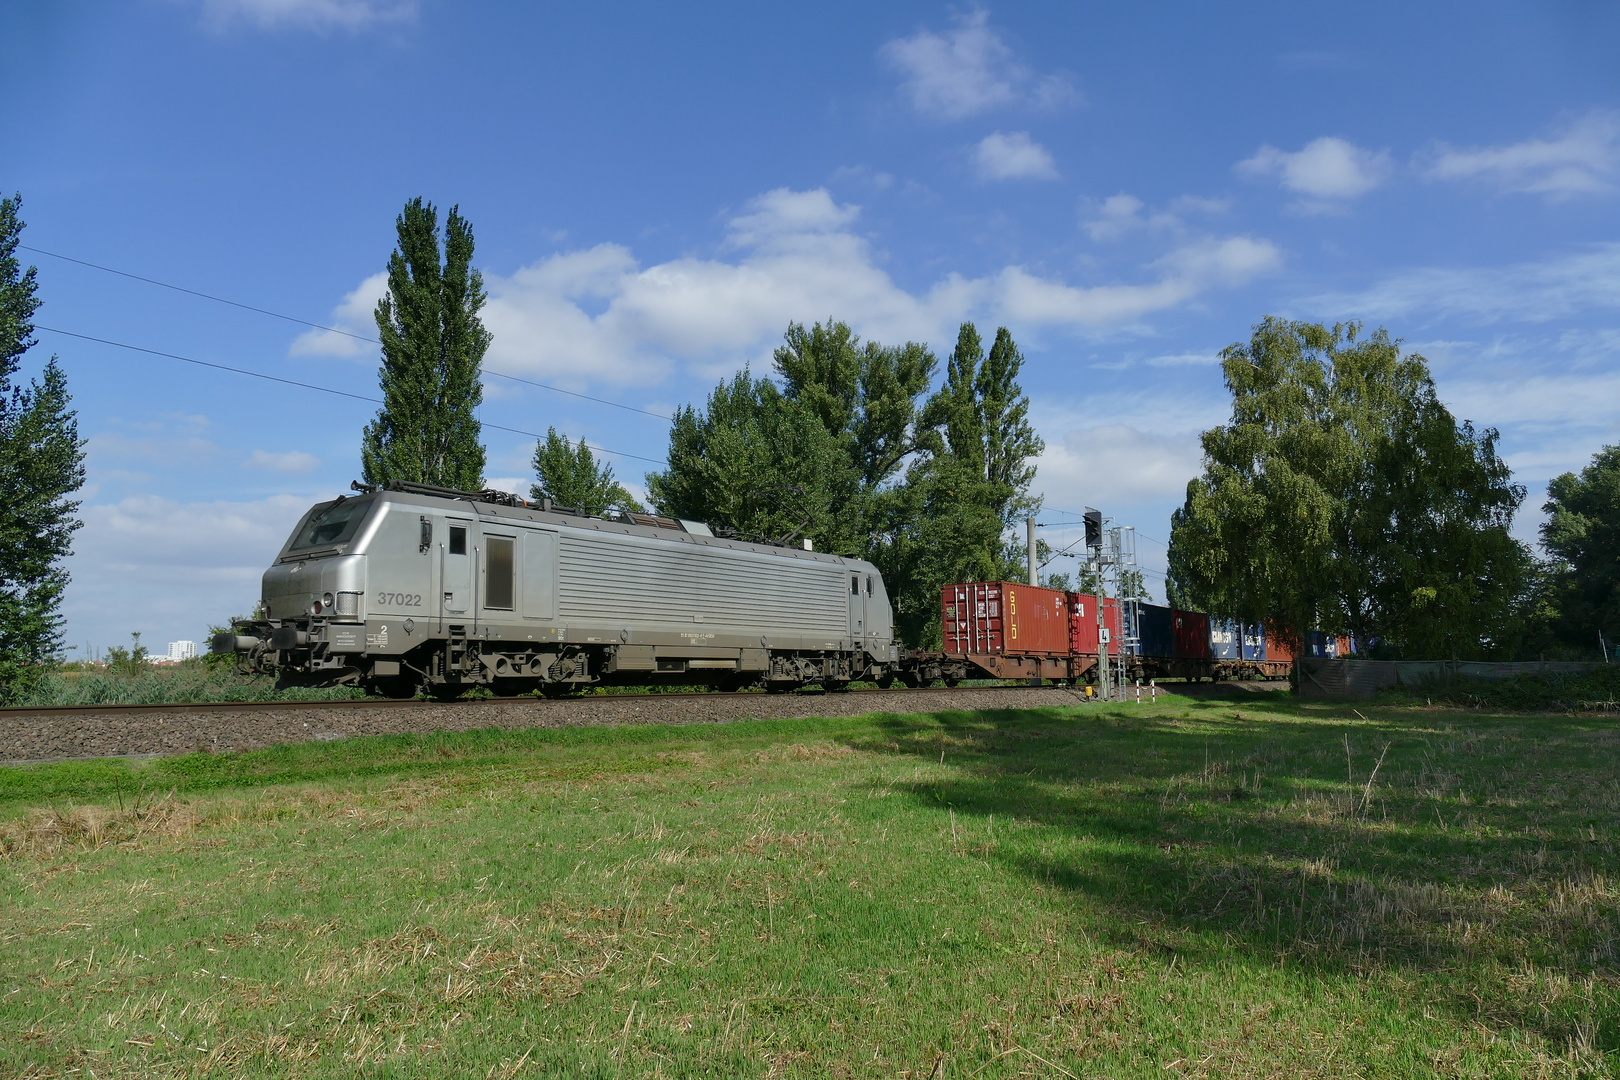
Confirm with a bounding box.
[167,640,197,662]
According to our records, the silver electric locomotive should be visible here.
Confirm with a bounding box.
[214,481,897,697]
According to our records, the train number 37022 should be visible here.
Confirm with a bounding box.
[376,592,423,607]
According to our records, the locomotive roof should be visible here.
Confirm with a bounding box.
[322,481,874,570]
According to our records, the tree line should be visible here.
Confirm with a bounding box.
[1165,317,1617,660]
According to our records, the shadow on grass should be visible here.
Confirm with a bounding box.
[854,704,1620,1052]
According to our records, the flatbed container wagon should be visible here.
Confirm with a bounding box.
[941,581,1072,681]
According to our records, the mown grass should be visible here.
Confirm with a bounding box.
[2,693,1618,1077]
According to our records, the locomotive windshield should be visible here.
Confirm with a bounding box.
[288,496,374,552]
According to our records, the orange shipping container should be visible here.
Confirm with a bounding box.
[942,582,1071,657]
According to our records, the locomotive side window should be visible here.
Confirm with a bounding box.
[485,536,514,609]
[449,525,467,555]
[851,575,859,595]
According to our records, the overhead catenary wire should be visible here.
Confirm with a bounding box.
[34,325,669,467]
[19,243,673,421]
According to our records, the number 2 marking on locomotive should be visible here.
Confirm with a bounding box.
[377,592,423,606]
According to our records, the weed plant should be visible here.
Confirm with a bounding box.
[2,697,1618,1076]
[7,658,367,708]
[1381,664,1620,713]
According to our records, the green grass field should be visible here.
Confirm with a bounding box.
[2,692,1617,1077]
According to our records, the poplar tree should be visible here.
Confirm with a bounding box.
[0,194,86,696]
[892,322,1043,643]
[531,427,644,515]
[361,198,489,490]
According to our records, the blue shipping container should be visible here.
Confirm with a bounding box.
[1307,632,1337,658]
[1137,603,1174,659]
[1242,623,1267,661]
[1209,618,1240,659]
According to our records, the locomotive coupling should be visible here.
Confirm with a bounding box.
[270,627,311,649]
[210,633,262,654]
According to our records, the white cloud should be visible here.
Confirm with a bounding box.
[1037,425,1204,511]
[1081,192,1228,241]
[724,187,860,245]
[62,494,322,650]
[485,476,529,498]
[881,9,1076,119]
[246,449,321,474]
[1236,136,1392,203]
[298,187,1280,386]
[289,271,385,358]
[975,131,1058,181]
[191,0,416,31]
[1083,194,1146,241]
[1420,110,1620,199]
[993,237,1281,326]
[1306,243,1620,325]
[1442,369,1620,430]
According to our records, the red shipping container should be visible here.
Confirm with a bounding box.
[1266,626,1296,664]
[1067,593,1123,654]
[1173,609,1211,660]
[942,582,1071,657]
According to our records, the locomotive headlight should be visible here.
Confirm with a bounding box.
[323,592,335,608]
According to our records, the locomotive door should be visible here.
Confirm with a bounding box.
[441,517,473,621]
[848,571,865,650]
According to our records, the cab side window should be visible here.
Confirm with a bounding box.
[449,525,467,555]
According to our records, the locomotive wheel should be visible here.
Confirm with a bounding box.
[823,680,851,693]
[875,674,897,689]
[764,680,799,695]
[943,677,960,688]
[540,682,575,699]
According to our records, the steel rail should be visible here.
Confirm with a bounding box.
[0,683,1071,719]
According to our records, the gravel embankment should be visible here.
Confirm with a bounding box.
[0,686,1100,764]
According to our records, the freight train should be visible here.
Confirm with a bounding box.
[919,580,1296,687]
[215,482,1309,697]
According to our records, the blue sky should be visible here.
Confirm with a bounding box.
[3,0,1619,654]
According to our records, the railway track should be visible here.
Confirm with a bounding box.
[0,682,1057,720]
[0,684,1102,764]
